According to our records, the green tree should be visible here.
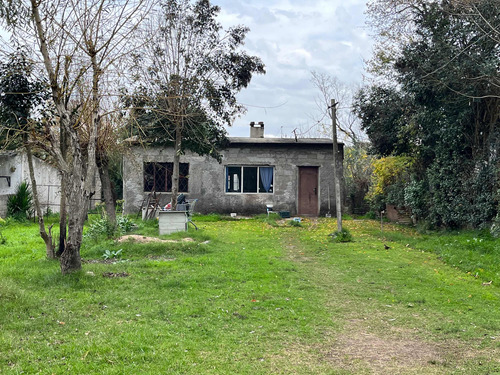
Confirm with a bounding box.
[126,0,265,208]
[358,0,499,228]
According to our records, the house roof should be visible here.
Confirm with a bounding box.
[228,137,340,146]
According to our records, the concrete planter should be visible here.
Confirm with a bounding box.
[158,211,187,235]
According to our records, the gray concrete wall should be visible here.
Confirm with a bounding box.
[123,142,343,216]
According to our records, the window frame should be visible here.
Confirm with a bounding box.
[143,162,189,193]
[225,165,274,194]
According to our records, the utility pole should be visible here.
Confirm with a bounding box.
[331,99,342,232]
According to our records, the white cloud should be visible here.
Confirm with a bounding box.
[213,0,373,138]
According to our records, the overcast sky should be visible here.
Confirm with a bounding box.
[212,0,374,138]
[0,1,373,140]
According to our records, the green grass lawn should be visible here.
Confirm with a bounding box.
[0,216,499,374]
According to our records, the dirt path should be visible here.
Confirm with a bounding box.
[282,231,497,375]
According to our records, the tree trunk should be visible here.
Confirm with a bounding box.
[57,115,68,257]
[97,153,116,225]
[171,124,182,210]
[59,170,89,274]
[57,176,67,257]
[26,144,55,259]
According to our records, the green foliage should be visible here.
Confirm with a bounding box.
[344,143,374,214]
[360,211,377,220]
[426,157,497,229]
[0,50,47,149]
[288,219,302,227]
[403,179,429,222]
[353,86,414,157]
[117,215,135,234]
[85,215,135,242]
[0,217,6,244]
[254,213,280,227]
[115,199,124,214]
[366,156,414,211]
[7,181,32,220]
[83,217,116,242]
[359,0,500,229]
[102,248,123,260]
[329,228,353,243]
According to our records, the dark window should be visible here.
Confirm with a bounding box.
[243,167,258,193]
[144,162,189,192]
[225,166,273,193]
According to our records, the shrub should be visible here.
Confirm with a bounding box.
[7,181,33,220]
[84,217,116,242]
[366,156,414,212]
[117,215,135,234]
[404,179,429,222]
[329,228,353,243]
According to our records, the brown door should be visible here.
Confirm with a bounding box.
[298,166,319,216]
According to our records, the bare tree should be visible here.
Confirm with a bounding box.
[0,0,152,273]
[310,71,365,145]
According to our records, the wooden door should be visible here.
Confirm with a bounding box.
[298,166,319,216]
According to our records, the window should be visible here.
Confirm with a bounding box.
[226,166,274,193]
[144,162,189,192]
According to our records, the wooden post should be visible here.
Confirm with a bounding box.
[331,99,342,232]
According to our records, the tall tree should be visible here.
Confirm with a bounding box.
[0,0,152,273]
[126,0,265,208]
[359,0,500,228]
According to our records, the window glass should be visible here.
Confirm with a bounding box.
[225,166,273,194]
[243,167,258,193]
[226,166,241,192]
[179,163,189,192]
[144,163,155,192]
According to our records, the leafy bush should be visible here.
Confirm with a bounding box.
[329,228,353,243]
[0,217,6,244]
[490,206,500,238]
[360,211,377,220]
[426,157,497,229]
[366,156,414,211]
[7,181,33,220]
[84,217,116,242]
[85,215,135,242]
[117,215,135,234]
[115,200,124,214]
[404,179,429,222]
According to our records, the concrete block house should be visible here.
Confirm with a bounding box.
[123,122,343,217]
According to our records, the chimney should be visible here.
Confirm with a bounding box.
[250,121,264,138]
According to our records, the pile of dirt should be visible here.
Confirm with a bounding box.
[116,235,194,243]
